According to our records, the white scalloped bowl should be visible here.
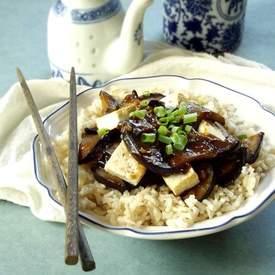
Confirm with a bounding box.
[32,75,275,240]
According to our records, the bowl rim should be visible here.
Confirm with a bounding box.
[32,74,275,236]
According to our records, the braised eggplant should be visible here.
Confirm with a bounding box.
[243,132,264,164]
[78,133,100,163]
[214,146,247,186]
[139,92,165,101]
[99,90,120,114]
[186,102,225,126]
[170,130,239,167]
[122,131,190,175]
[79,128,120,165]
[182,162,214,201]
[78,90,264,201]
[139,170,166,187]
[120,90,139,108]
[93,167,132,192]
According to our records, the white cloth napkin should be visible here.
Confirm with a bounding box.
[1,43,275,223]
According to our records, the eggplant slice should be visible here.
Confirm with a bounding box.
[182,162,214,201]
[121,111,160,136]
[214,146,247,187]
[186,103,225,126]
[122,131,189,175]
[99,90,120,114]
[78,133,100,163]
[243,132,264,164]
[139,170,165,187]
[79,128,121,165]
[139,92,165,102]
[93,167,132,193]
[170,130,239,167]
[120,90,139,108]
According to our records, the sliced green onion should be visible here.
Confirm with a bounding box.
[140,99,149,108]
[158,125,169,136]
[141,133,156,143]
[171,132,180,144]
[171,109,180,117]
[171,133,188,151]
[185,125,192,134]
[178,105,187,115]
[174,143,186,151]
[158,135,172,144]
[143,91,150,98]
[172,115,181,123]
[154,106,166,117]
[183,112,198,124]
[130,109,146,119]
[171,126,180,133]
[165,109,173,115]
[159,117,169,123]
[97,128,109,137]
[165,144,174,155]
[238,134,247,141]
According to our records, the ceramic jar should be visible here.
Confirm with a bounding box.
[48,0,124,87]
[163,0,247,53]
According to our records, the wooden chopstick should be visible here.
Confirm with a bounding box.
[65,67,79,265]
[16,68,96,271]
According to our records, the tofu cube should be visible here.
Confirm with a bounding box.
[160,92,183,109]
[96,104,135,130]
[163,168,199,196]
[198,120,226,141]
[104,141,146,186]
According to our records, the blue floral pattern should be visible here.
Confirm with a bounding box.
[163,0,246,53]
[186,0,212,17]
[222,22,242,51]
[51,66,103,88]
[225,0,244,15]
[53,0,121,24]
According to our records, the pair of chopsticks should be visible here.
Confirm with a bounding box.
[16,68,96,272]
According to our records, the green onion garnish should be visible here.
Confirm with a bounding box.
[154,106,166,117]
[141,133,156,143]
[171,126,180,133]
[143,91,150,98]
[178,105,187,115]
[97,128,109,137]
[165,109,173,115]
[171,133,188,151]
[171,109,180,117]
[165,144,174,155]
[185,125,192,134]
[130,109,147,119]
[140,99,149,108]
[238,134,247,141]
[159,117,169,123]
[183,112,198,124]
[158,135,172,144]
[172,115,181,123]
[158,125,169,136]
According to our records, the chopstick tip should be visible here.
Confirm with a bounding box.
[71,67,75,76]
[70,67,76,83]
[65,255,79,266]
[16,67,23,80]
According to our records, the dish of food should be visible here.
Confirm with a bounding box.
[33,75,275,239]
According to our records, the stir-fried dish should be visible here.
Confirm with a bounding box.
[78,90,264,201]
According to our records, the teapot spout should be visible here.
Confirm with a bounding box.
[104,0,153,76]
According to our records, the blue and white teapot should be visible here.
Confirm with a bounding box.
[48,0,153,87]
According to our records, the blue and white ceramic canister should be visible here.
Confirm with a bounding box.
[163,0,247,53]
[48,0,153,87]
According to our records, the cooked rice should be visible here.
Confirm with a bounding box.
[53,88,275,228]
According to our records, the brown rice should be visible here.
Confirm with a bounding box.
[53,88,275,228]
